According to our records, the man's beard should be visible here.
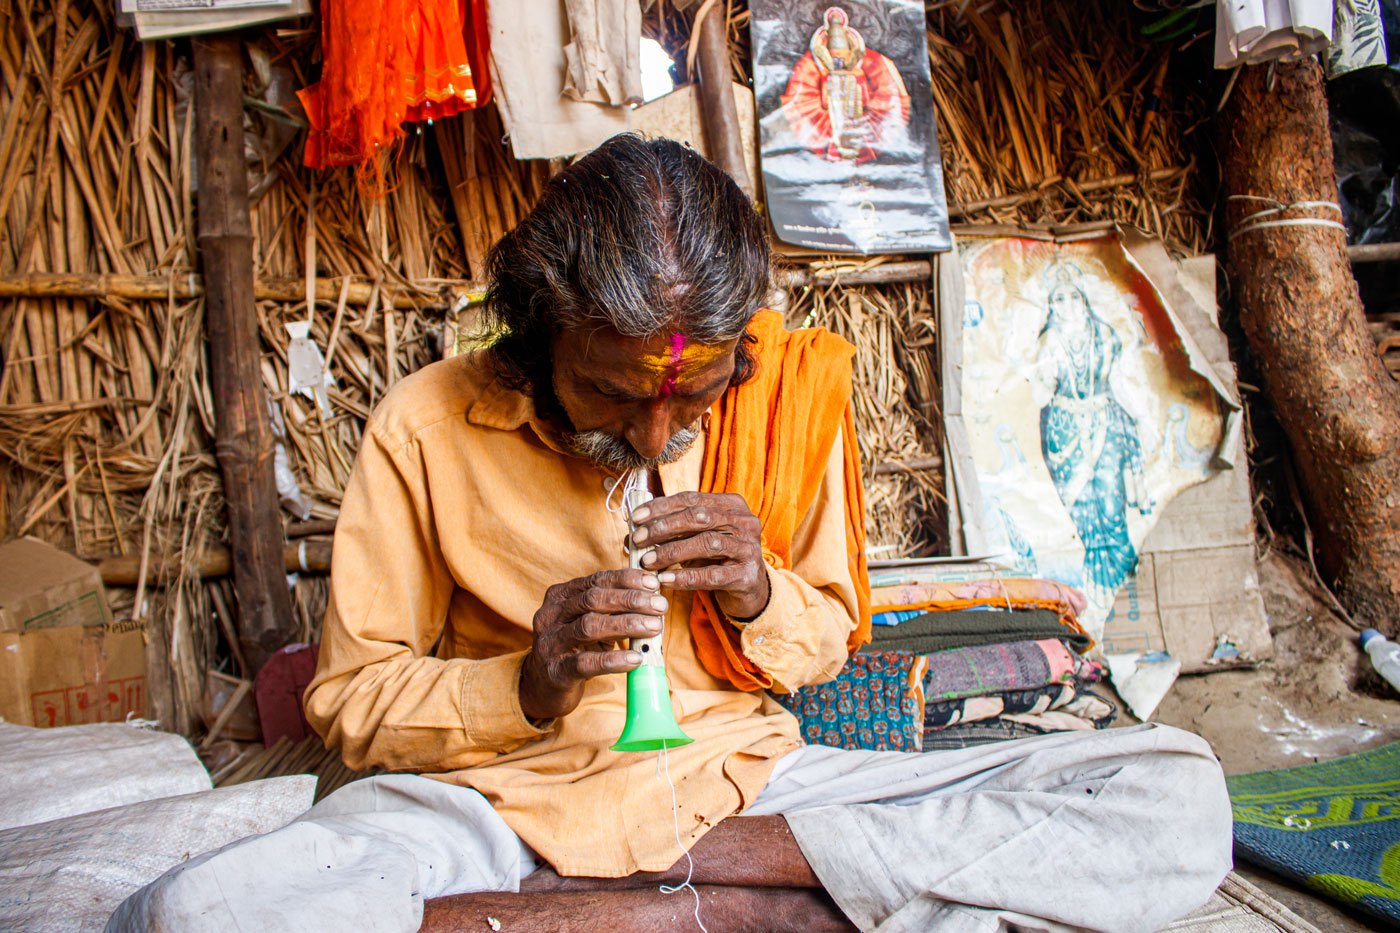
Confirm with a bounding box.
[564,424,700,472]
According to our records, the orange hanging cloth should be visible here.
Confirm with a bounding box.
[299,0,490,170]
[690,309,872,692]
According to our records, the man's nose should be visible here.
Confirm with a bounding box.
[624,403,677,461]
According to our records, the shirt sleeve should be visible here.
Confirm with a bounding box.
[304,424,550,773]
[732,427,860,694]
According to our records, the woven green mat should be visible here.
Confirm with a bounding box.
[1227,741,1400,925]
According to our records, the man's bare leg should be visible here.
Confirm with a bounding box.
[519,816,822,892]
[422,817,848,932]
[421,885,853,932]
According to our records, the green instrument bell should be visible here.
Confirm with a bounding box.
[612,663,693,752]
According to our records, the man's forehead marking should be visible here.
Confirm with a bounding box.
[657,333,688,399]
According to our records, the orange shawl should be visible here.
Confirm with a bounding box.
[690,310,872,691]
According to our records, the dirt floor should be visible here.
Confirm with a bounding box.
[1132,550,1400,931]
[1153,551,1400,775]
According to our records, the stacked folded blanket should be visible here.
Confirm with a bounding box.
[921,638,1113,734]
[774,574,1116,753]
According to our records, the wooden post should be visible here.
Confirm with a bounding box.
[1221,61,1400,632]
[193,35,296,669]
[695,2,752,196]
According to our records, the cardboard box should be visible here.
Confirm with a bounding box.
[0,537,147,727]
[1102,252,1272,673]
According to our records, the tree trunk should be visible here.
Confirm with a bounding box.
[193,35,297,670]
[1221,60,1400,632]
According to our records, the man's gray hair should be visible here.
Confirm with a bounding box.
[483,134,770,399]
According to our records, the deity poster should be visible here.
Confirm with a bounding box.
[943,236,1236,644]
[750,0,951,253]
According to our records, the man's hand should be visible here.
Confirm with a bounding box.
[520,570,667,722]
[631,492,770,621]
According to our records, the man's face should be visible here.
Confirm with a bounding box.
[550,326,740,472]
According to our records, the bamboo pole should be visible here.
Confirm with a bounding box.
[945,167,1184,217]
[193,35,296,671]
[0,271,483,306]
[99,540,333,586]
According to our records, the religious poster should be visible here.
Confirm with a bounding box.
[750,0,951,253]
[942,235,1239,646]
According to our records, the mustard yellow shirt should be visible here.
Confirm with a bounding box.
[305,351,859,876]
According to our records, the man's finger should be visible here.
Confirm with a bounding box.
[656,562,757,593]
[628,490,703,524]
[538,571,659,630]
[565,648,643,680]
[641,531,748,570]
[583,569,662,592]
[563,582,669,620]
[570,612,663,645]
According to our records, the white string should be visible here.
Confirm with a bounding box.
[609,472,704,929]
[605,469,645,518]
[1226,196,1347,241]
[656,745,708,932]
[606,469,650,559]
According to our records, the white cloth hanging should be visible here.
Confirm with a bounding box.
[488,0,639,160]
[1214,0,1334,68]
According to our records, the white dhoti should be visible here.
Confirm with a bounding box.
[108,723,1232,932]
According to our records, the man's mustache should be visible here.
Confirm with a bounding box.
[565,424,700,472]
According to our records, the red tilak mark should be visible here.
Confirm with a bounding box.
[657,333,687,399]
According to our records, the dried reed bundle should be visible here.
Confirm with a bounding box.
[213,732,376,802]
[0,1,218,732]
[926,0,1211,252]
[434,106,554,281]
[785,277,944,557]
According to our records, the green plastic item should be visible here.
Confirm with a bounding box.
[611,664,694,752]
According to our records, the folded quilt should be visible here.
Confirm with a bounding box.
[868,609,1092,654]
[923,638,1102,701]
[925,682,1073,729]
[925,685,1116,731]
[870,578,1088,615]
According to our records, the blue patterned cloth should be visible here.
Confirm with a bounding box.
[772,650,924,752]
[872,609,924,626]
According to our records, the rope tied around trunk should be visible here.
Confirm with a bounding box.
[1227,195,1347,241]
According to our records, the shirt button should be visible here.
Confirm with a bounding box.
[753,635,766,645]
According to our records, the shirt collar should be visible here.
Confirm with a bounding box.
[465,364,590,463]
[466,373,534,432]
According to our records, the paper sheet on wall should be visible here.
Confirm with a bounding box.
[942,233,1240,633]
[749,0,951,253]
[940,233,1270,717]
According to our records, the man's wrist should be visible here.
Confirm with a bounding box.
[516,651,559,728]
[718,573,772,625]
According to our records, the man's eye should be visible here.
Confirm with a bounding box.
[594,385,636,400]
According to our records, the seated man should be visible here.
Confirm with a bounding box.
[112,136,1231,933]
